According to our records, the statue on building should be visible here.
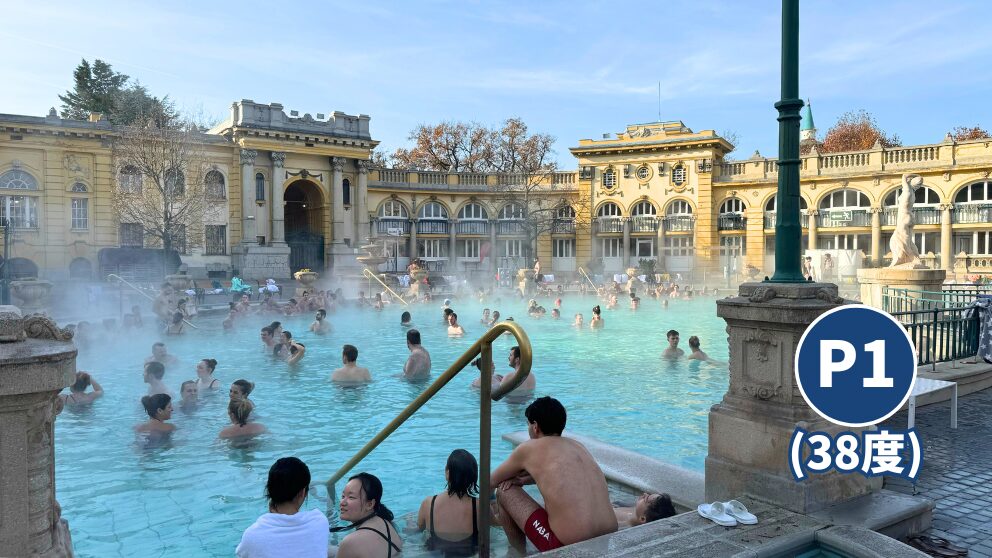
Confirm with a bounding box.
[889,173,924,268]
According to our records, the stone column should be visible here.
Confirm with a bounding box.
[622,217,631,268]
[449,219,458,273]
[270,152,286,245]
[240,149,257,242]
[940,203,953,272]
[870,207,882,266]
[706,283,882,513]
[657,217,666,273]
[807,210,819,250]
[330,157,345,245]
[0,307,76,557]
[356,161,370,245]
[409,218,419,260]
[489,220,498,275]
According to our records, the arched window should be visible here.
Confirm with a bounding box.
[884,186,939,206]
[666,200,693,216]
[343,179,351,206]
[255,172,265,202]
[602,168,617,189]
[7,257,38,280]
[418,201,448,220]
[0,169,38,190]
[71,182,88,193]
[818,189,870,209]
[205,170,226,199]
[597,202,622,217]
[719,198,746,214]
[631,201,657,216]
[69,257,93,280]
[556,205,576,220]
[165,168,185,197]
[672,164,687,186]
[118,165,142,193]
[499,203,524,220]
[458,202,488,220]
[954,180,992,204]
[378,200,408,218]
[765,195,808,211]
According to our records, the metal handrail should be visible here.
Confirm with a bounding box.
[361,268,410,306]
[325,320,532,557]
[106,273,199,329]
[577,266,599,291]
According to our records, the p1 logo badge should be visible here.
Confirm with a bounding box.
[790,304,923,482]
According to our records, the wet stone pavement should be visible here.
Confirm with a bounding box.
[883,387,992,557]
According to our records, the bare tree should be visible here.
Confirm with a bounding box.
[392,121,490,171]
[112,121,221,269]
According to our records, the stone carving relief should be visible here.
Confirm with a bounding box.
[331,157,346,172]
[270,151,286,166]
[23,314,75,341]
[357,159,372,174]
[815,289,845,304]
[62,154,90,178]
[240,149,258,166]
[749,287,778,303]
[739,329,783,401]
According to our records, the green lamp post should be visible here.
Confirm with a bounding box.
[769,0,807,283]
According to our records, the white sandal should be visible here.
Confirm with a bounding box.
[697,502,737,527]
[723,500,757,525]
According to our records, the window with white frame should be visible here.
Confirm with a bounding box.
[458,202,488,220]
[954,231,992,255]
[602,238,623,258]
[663,236,695,256]
[70,198,88,229]
[672,164,687,186]
[819,189,870,209]
[418,202,448,220]
[499,203,524,220]
[597,202,622,217]
[378,200,408,218]
[118,166,142,193]
[883,186,939,206]
[503,239,524,257]
[634,238,655,257]
[0,196,39,228]
[631,201,657,216]
[954,181,992,203]
[205,170,226,199]
[419,238,447,258]
[635,165,651,180]
[720,198,746,214]
[765,195,808,211]
[205,225,227,255]
[602,168,617,189]
[0,169,38,190]
[461,239,481,259]
[666,199,693,216]
[71,182,88,193]
[556,205,576,219]
[816,234,869,250]
[554,238,575,258]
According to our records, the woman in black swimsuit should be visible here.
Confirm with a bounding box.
[195,359,220,391]
[416,449,480,556]
[336,472,403,557]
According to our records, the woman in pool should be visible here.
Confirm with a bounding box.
[573,313,584,327]
[488,310,500,327]
[195,358,220,391]
[60,372,104,405]
[230,379,256,411]
[275,331,306,364]
[165,311,185,335]
[236,457,328,558]
[135,394,175,434]
[144,362,170,396]
[590,305,604,329]
[416,449,480,556]
[336,472,403,557]
[220,400,266,438]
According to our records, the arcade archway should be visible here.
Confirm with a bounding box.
[284,180,326,272]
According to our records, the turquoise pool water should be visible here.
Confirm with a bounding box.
[56,294,730,557]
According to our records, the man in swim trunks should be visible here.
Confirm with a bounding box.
[491,397,617,552]
[403,329,431,380]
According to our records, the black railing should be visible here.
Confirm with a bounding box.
[630,216,658,233]
[417,220,449,234]
[817,209,870,228]
[498,221,526,235]
[763,211,810,229]
[717,214,747,231]
[882,206,941,226]
[456,221,489,235]
[595,217,623,234]
[889,306,981,367]
[551,220,575,234]
[664,215,695,232]
[953,203,992,224]
[376,219,411,235]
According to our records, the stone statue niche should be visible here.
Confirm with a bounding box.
[889,173,924,268]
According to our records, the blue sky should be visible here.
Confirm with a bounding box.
[2,0,990,166]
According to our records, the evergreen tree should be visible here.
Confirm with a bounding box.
[58,58,176,126]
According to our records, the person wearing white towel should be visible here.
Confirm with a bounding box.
[236,457,329,558]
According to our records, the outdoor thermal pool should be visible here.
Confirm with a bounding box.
[56,293,730,557]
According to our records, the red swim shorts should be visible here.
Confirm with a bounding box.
[525,507,564,552]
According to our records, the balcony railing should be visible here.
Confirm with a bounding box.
[717,214,747,231]
[417,220,449,234]
[630,216,659,233]
[498,221,526,235]
[595,217,623,234]
[551,220,575,234]
[376,219,411,235]
[456,221,489,235]
[953,203,992,224]
[816,208,870,228]
[882,206,941,226]
[665,215,695,232]
[763,211,812,229]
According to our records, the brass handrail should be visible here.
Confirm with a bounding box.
[106,273,199,329]
[361,268,410,306]
[325,320,532,557]
[577,266,599,291]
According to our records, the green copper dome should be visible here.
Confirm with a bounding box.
[801,100,815,131]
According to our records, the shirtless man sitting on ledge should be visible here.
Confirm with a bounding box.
[490,396,618,552]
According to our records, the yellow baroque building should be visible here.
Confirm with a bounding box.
[2,100,992,284]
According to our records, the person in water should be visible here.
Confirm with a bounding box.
[573,313,584,327]
[145,342,179,369]
[195,359,220,391]
[686,335,725,365]
[480,308,490,325]
[613,493,677,529]
[179,380,198,408]
[499,346,535,397]
[276,331,306,364]
[469,357,503,391]
[417,449,480,555]
[143,362,171,396]
[135,394,175,434]
[590,305,604,329]
[336,472,403,558]
[331,345,372,383]
[60,372,104,405]
[403,329,431,380]
[220,400,266,438]
[447,312,465,336]
[400,311,412,327]
[309,309,332,335]
[236,457,329,558]
[662,329,685,359]
[491,397,617,552]
[230,379,256,411]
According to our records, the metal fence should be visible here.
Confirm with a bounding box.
[881,286,992,313]
[889,306,981,368]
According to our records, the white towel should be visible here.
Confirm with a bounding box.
[236,509,329,558]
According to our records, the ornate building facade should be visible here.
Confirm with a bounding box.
[2,100,991,283]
